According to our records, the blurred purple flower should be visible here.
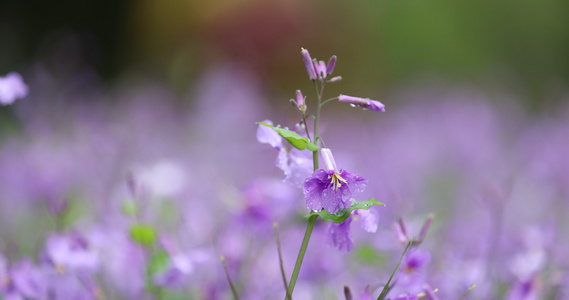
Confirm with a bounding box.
[0,255,47,299]
[153,254,194,288]
[0,72,28,105]
[303,148,367,213]
[352,209,379,233]
[338,94,385,112]
[257,120,313,187]
[327,217,354,253]
[396,249,431,292]
[505,276,538,300]
[41,233,99,275]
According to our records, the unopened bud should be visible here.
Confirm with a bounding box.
[317,60,327,79]
[301,48,317,80]
[338,94,385,112]
[326,55,337,75]
[327,76,342,83]
[344,286,353,300]
[417,214,433,242]
[394,218,409,243]
[295,90,306,112]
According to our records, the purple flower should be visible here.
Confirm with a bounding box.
[153,254,194,288]
[396,249,431,292]
[41,233,100,275]
[352,209,379,233]
[303,148,367,213]
[0,72,28,105]
[257,120,313,188]
[338,94,385,112]
[327,217,354,253]
[0,256,47,299]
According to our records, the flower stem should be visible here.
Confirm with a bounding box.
[274,223,292,300]
[221,256,240,300]
[377,238,413,300]
[287,78,326,299]
[287,214,318,298]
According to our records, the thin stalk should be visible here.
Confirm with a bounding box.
[377,239,413,300]
[302,113,312,142]
[286,214,317,297]
[320,96,339,107]
[287,78,326,299]
[273,223,292,300]
[458,284,476,300]
[221,256,240,300]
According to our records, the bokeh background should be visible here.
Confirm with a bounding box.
[1,1,569,299]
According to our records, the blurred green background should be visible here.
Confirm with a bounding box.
[1,0,568,110]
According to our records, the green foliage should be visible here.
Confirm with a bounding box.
[307,198,384,223]
[130,224,157,247]
[257,122,319,151]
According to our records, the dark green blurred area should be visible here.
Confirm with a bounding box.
[1,0,568,109]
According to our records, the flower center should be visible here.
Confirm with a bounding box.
[331,172,348,190]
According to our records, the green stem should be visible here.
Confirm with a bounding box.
[377,239,413,300]
[286,214,318,298]
[221,256,240,300]
[458,284,476,300]
[274,223,292,300]
[320,96,339,107]
[286,78,326,299]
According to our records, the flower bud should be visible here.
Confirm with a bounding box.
[295,89,306,112]
[301,48,317,80]
[326,55,337,75]
[417,214,433,242]
[338,94,385,112]
[327,76,342,83]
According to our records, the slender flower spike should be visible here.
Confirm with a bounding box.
[303,148,368,214]
[301,48,317,80]
[338,94,385,112]
[326,55,337,76]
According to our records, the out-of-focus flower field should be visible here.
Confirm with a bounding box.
[1,1,568,299]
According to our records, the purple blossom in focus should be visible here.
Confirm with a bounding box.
[338,94,385,112]
[0,72,28,105]
[303,148,367,213]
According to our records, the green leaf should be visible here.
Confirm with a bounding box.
[307,198,385,223]
[130,224,157,246]
[257,122,319,151]
[145,250,171,292]
[147,250,170,276]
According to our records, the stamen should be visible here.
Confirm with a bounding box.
[331,173,348,190]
